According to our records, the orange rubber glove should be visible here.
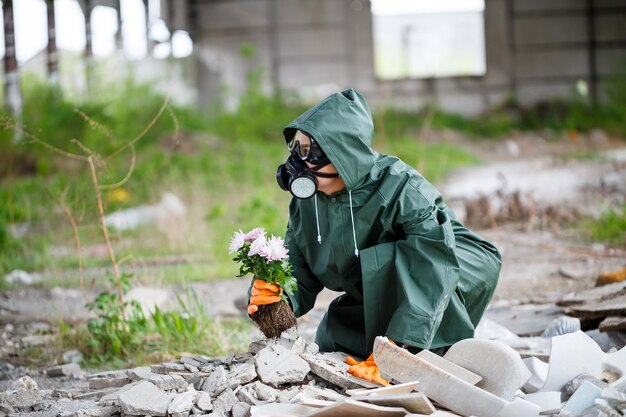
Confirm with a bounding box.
[248,280,283,315]
[345,353,389,386]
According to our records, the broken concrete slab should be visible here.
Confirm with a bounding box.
[522,357,549,393]
[566,294,626,320]
[416,349,482,386]
[10,375,38,391]
[278,386,301,403]
[249,403,316,417]
[46,363,83,379]
[88,375,131,390]
[232,401,252,417]
[353,392,436,414]
[302,384,345,401]
[213,388,238,414]
[127,366,188,391]
[557,281,626,307]
[255,345,310,387]
[563,373,609,397]
[196,391,212,412]
[599,316,626,332]
[306,398,408,416]
[541,331,606,392]
[168,386,198,416]
[374,336,541,417]
[444,338,529,400]
[252,381,280,402]
[346,381,420,397]
[0,387,44,410]
[603,344,626,390]
[202,365,228,396]
[562,381,603,415]
[228,362,257,388]
[118,380,173,416]
[301,352,379,390]
[523,391,562,413]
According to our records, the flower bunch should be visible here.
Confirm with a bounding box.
[229,228,297,297]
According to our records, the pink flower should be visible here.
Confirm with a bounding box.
[260,236,289,262]
[228,230,246,254]
[245,227,266,242]
[248,236,267,257]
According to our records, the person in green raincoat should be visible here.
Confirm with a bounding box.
[249,88,501,381]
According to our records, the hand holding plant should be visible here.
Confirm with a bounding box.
[230,228,298,338]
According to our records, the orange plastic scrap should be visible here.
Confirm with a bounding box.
[597,267,626,285]
[345,352,390,386]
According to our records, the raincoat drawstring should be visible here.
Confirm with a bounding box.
[314,194,322,244]
[349,190,359,257]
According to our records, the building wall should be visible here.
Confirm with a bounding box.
[186,0,626,115]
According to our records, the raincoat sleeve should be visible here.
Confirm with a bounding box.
[285,223,324,317]
[360,181,461,350]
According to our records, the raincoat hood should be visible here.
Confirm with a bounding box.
[283,88,376,191]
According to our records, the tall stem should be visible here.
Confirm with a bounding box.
[88,156,124,306]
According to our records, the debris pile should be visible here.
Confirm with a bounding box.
[1,327,624,417]
[559,280,626,334]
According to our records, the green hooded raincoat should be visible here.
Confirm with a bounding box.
[283,89,501,358]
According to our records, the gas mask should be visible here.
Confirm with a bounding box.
[276,134,338,199]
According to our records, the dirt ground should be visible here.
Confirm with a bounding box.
[1,131,625,381]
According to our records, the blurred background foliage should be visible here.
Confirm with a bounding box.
[1,68,625,287]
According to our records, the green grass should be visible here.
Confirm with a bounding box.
[0,75,481,286]
[580,205,626,248]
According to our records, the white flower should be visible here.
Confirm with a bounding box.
[228,230,246,254]
[245,227,266,242]
[261,236,289,262]
[248,236,267,257]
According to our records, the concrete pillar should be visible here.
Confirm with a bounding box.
[84,0,94,92]
[45,0,59,83]
[3,0,22,128]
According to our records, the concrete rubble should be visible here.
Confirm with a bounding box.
[0,329,624,417]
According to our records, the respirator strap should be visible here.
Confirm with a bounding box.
[310,162,340,178]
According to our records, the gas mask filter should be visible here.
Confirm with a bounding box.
[276,135,338,199]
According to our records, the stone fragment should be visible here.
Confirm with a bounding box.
[128,366,188,391]
[600,387,626,409]
[0,387,44,410]
[542,331,605,392]
[88,375,131,389]
[97,382,141,406]
[202,365,228,396]
[603,344,626,391]
[236,383,259,405]
[11,375,38,391]
[301,353,377,390]
[75,405,118,417]
[444,338,528,400]
[180,356,204,368]
[213,388,238,414]
[252,381,280,401]
[291,337,306,354]
[563,373,609,396]
[168,386,198,416]
[522,357,549,394]
[374,336,541,417]
[302,384,345,401]
[228,362,257,388]
[562,381,603,415]
[47,363,83,379]
[118,381,172,416]
[305,343,320,355]
[249,403,316,417]
[54,398,98,417]
[255,345,310,387]
[278,386,301,403]
[74,387,119,401]
[196,391,212,412]
[232,401,251,417]
[153,362,187,374]
[417,349,482,386]
[523,391,562,413]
